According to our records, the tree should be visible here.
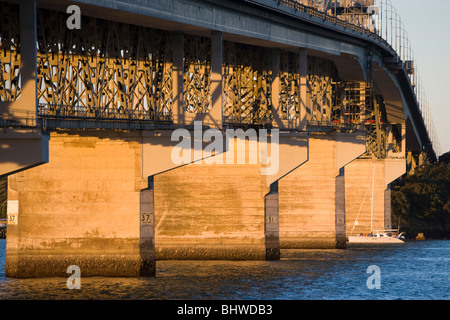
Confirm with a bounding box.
[440,151,450,164]
[392,157,450,238]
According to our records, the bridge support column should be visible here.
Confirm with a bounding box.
[143,130,307,261]
[139,183,156,276]
[345,158,406,236]
[0,0,49,177]
[171,32,184,125]
[5,132,151,277]
[209,31,223,128]
[299,48,308,130]
[153,161,271,260]
[407,151,426,175]
[279,134,365,249]
[385,184,393,231]
[335,167,346,248]
[265,182,280,260]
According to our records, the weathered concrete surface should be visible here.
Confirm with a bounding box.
[5,131,150,278]
[345,158,406,236]
[149,132,307,260]
[279,134,365,249]
[154,161,270,260]
[5,130,309,275]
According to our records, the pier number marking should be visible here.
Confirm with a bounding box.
[7,200,19,225]
[7,214,18,225]
[141,213,153,225]
[267,216,277,224]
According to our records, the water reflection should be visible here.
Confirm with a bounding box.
[0,240,449,300]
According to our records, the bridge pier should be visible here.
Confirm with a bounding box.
[0,0,49,177]
[146,131,307,261]
[279,134,365,249]
[5,128,310,276]
[153,162,270,260]
[5,131,152,277]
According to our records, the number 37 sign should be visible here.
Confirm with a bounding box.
[7,200,19,225]
[141,212,153,225]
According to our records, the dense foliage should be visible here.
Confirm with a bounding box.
[392,152,450,239]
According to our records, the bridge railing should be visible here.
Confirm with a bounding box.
[306,120,365,134]
[274,0,392,49]
[0,110,39,129]
[0,105,174,131]
[376,0,440,156]
[37,104,172,123]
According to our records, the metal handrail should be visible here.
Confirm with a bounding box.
[0,109,38,129]
[37,104,173,123]
[273,0,393,52]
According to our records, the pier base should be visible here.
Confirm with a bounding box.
[5,131,152,277]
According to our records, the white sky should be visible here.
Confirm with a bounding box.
[392,0,450,156]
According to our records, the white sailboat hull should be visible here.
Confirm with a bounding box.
[348,235,404,244]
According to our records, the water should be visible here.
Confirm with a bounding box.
[0,239,449,300]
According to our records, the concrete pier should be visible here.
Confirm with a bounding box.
[279,135,365,249]
[6,132,151,277]
[0,0,435,279]
[5,130,309,276]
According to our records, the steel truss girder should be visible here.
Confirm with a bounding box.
[0,2,20,102]
[364,88,388,159]
[183,34,212,114]
[0,1,394,147]
[279,50,300,120]
[222,41,273,125]
[306,56,337,123]
[35,9,173,122]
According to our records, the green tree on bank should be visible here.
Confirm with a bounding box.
[392,152,450,239]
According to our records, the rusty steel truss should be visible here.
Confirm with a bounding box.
[36,9,173,122]
[222,41,273,126]
[279,50,300,121]
[184,34,211,114]
[0,3,400,158]
[0,3,20,103]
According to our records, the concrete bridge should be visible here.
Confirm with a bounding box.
[0,0,437,277]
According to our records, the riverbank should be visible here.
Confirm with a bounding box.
[401,228,449,240]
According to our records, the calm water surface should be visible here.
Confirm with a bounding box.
[0,239,449,300]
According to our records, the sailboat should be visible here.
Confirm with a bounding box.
[347,164,405,244]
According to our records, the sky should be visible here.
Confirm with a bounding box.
[390,0,450,156]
